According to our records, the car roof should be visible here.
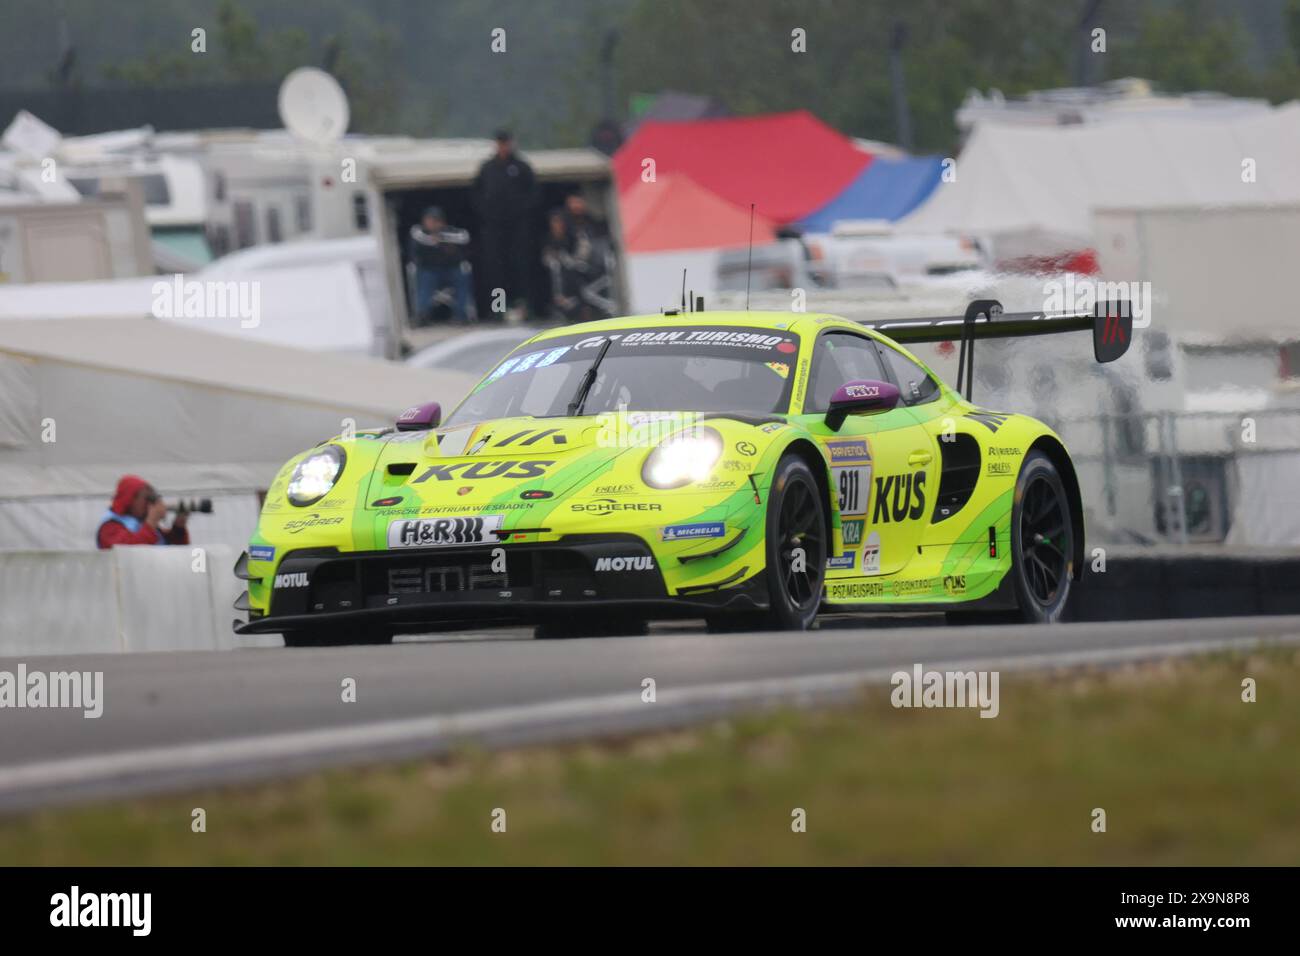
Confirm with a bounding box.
[524,310,861,343]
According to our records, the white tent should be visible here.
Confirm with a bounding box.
[0,318,476,550]
[0,259,382,354]
[900,102,1300,244]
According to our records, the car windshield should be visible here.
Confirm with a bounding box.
[445,326,800,425]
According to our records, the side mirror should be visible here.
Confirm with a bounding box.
[396,401,442,431]
[825,380,899,431]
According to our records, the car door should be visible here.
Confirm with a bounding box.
[793,330,935,577]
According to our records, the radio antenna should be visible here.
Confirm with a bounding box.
[681,268,687,312]
[745,203,755,310]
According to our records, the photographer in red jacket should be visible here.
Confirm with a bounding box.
[96,475,190,549]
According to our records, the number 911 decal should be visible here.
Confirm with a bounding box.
[825,439,872,518]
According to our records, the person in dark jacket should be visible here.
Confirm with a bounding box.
[473,130,538,321]
[543,194,614,323]
[409,206,472,324]
[96,475,190,549]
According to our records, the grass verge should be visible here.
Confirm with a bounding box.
[1,648,1296,865]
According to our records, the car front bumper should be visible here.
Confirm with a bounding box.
[232,533,765,635]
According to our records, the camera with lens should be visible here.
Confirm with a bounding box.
[170,498,214,515]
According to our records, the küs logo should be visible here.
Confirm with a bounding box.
[152,274,261,329]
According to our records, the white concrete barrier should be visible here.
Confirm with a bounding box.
[0,546,243,657]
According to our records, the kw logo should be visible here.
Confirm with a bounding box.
[872,472,926,523]
[1101,311,1128,345]
[412,460,554,483]
[965,411,1010,433]
[493,428,568,447]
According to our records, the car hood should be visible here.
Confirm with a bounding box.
[363,417,628,512]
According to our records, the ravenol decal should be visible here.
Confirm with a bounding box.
[824,439,871,463]
[872,472,927,524]
[412,460,555,483]
[387,515,505,548]
[661,522,726,542]
[249,545,276,562]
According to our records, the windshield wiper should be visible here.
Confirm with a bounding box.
[566,337,613,417]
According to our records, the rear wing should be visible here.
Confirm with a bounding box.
[860,299,1134,401]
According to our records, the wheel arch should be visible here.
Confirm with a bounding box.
[779,437,836,551]
[1027,435,1084,581]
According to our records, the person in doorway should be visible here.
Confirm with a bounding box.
[409,206,472,324]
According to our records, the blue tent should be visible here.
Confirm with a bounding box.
[797,156,944,232]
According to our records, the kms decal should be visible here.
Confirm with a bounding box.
[872,471,926,523]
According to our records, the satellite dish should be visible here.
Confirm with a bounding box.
[277,68,350,145]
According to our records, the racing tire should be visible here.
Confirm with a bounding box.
[282,626,394,648]
[748,453,827,631]
[1008,450,1075,624]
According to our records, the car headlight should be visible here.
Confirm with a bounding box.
[287,445,345,506]
[642,427,724,490]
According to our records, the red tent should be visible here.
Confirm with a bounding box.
[621,174,778,253]
[614,110,871,224]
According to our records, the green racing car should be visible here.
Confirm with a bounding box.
[233,299,1133,644]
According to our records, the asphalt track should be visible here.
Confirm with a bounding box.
[1,614,1298,813]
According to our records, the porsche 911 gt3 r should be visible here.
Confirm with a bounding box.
[233,300,1133,645]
